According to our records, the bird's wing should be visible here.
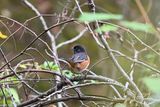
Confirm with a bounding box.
[70,52,88,63]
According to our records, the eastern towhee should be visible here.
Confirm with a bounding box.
[68,45,90,73]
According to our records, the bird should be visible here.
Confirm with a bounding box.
[68,45,90,73]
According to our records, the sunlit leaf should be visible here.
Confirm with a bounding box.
[120,21,155,33]
[9,77,19,84]
[48,62,54,67]
[78,12,123,22]
[9,88,20,104]
[41,61,60,71]
[0,99,12,106]
[0,77,19,84]
[51,64,60,71]
[0,88,20,104]
[0,31,7,39]
[143,77,160,93]
[0,88,9,96]
[95,24,118,33]
[19,64,27,69]
[43,61,49,68]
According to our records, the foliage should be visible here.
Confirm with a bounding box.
[78,12,123,22]
[79,12,155,34]
[62,70,73,78]
[41,61,73,78]
[0,87,20,106]
[0,31,7,39]
[41,61,60,71]
[95,24,119,33]
[0,0,160,107]
[120,21,155,33]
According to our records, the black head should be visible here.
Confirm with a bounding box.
[72,45,86,54]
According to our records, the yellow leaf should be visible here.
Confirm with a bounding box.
[19,64,27,69]
[0,31,7,39]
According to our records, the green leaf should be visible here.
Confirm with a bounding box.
[95,24,118,33]
[51,64,60,71]
[0,88,9,96]
[78,12,123,22]
[41,61,48,68]
[0,88,20,104]
[41,61,60,71]
[62,70,73,78]
[0,77,19,85]
[48,62,54,67]
[19,64,27,69]
[9,88,20,104]
[0,99,12,106]
[120,21,155,33]
[143,77,160,93]
[8,77,19,84]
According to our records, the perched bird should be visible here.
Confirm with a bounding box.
[69,45,90,73]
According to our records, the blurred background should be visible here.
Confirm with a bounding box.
[0,0,160,106]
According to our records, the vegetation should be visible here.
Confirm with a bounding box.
[0,0,160,107]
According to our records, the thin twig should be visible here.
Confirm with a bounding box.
[32,95,124,107]
[111,49,160,74]
[85,0,144,102]
[16,73,127,107]
[0,19,75,71]
[0,47,41,95]
[56,27,88,49]
[74,0,104,48]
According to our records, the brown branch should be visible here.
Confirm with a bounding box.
[0,69,62,80]
[34,95,124,107]
[10,69,126,107]
[85,0,144,103]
